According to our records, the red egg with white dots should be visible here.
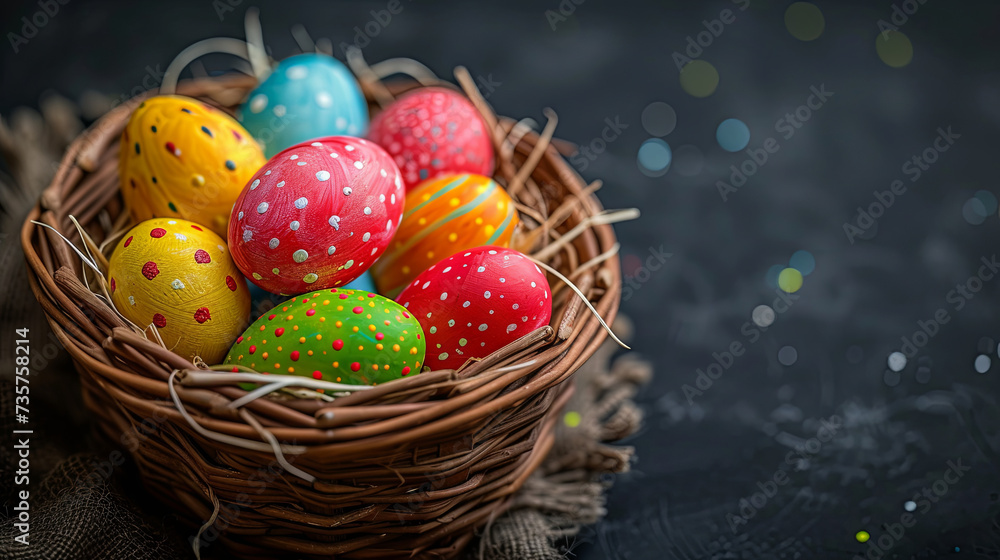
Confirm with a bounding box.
[367,87,494,191]
[396,246,552,370]
[228,136,405,295]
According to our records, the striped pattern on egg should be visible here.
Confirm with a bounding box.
[228,136,405,295]
[108,218,251,364]
[119,95,266,237]
[372,174,518,297]
[367,87,495,191]
[225,288,425,385]
[396,246,551,371]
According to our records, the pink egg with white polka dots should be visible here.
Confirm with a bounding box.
[367,87,495,191]
[396,246,552,371]
[228,136,404,295]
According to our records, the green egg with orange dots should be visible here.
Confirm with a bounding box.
[224,288,425,385]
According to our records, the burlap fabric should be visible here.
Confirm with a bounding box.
[0,93,650,560]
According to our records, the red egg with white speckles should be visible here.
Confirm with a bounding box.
[396,246,552,370]
[228,137,405,295]
[367,87,494,191]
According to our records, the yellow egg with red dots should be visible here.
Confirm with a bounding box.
[118,95,266,237]
[372,173,519,297]
[108,218,252,364]
[224,288,425,385]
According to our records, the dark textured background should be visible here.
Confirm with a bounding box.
[3,0,1000,558]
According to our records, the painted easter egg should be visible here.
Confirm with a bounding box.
[119,95,266,237]
[225,288,425,385]
[238,54,369,158]
[372,174,518,296]
[396,246,552,371]
[108,218,251,364]
[368,87,494,190]
[228,136,405,295]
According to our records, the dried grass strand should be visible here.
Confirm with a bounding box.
[161,38,255,95]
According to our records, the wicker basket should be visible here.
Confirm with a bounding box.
[20,65,621,559]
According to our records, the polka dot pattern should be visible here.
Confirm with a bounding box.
[373,174,519,297]
[237,53,369,158]
[367,87,495,191]
[396,246,552,371]
[108,218,251,364]
[119,95,265,237]
[228,136,404,295]
[224,288,424,385]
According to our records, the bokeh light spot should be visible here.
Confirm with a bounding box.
[673,144,705,176]
[679,60,719,98]
[856,531,870,543]
[789,250,816,275]
[622,254,643,277]
[716,118,751,152]
[975,354,992,374]
[978,336,995,354]
[642,102,677,137]
[752,305,775,328]
[876,30,914,68]
[884,369,901,387]
[778,268,803,293]
[564,411,582,427]
[887,351,907,372]
[963,197,989,225]
[638,138,672,177]
[778,346,798,366]
[785,2,825,41]
[904,501,917,512]
[974,190,999,215]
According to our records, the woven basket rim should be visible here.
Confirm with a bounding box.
[20,67,622,559]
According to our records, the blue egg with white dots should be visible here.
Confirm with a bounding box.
[239,53,368,158]
[716,118,750,152]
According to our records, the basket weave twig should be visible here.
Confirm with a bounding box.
[20,65,622,559]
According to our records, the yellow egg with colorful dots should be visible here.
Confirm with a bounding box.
[118,95,266,237]
[108,218,251,364]
[225,288,425,385]
[372,173,518,297]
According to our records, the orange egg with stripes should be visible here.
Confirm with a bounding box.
[372,173,518,296]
